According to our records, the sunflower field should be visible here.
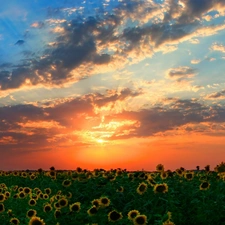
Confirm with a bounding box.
[1,163,225,225]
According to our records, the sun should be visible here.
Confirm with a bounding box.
[96,139,105,144]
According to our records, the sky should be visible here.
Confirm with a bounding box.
[1,0,225,171]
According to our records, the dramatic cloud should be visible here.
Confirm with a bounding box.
[1,0,225,94]
[1,0,225,170]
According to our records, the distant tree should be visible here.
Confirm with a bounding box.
[196,166,200,171]
[205,165,210,171]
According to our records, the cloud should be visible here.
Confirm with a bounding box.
[90,87,143,107]
[192,85,204,92]
[107,98,225,139]
[0,87,143,150]
[189,38,199,44]
[205,90,225,99]
[166,66,197,80]
[15,40,25,45]
[211,43,225,53]
[1,93,225,152]
[191,59,201,64]
[1,0,225,94]
[31,21,45,28]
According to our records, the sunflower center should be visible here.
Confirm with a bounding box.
[156,185,166,192]
[90,207,98,214]
[139,184,146,192]
[110,211,121,221]
[136,216,146,224]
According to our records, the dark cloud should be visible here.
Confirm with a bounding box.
[107,99,225,139]
[178,0,214,23]
[206,90,225,99]
[0,63,12,69]
[0,94,225,152]
[167,66,197,80]
[15,40,25,45]
[90,88,143,107]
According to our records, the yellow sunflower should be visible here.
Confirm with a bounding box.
[133,214,147,225]
[127,210,140,220]
[136,182,148,195]
[28,216,45,225]
[108,210,123,222]
[153,183,168,193]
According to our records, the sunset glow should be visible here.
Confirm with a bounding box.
[1,0,225,171]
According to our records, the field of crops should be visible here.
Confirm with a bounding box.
[1,163,225,225]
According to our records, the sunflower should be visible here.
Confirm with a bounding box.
[87,206,98,216]
[66,192,72,199]
[136,182,148,195]
[29,174,36,180]
[116,186,124,192]
[23,187,31,194]
[43,204,52,213]
[153,183,168,193]
[28,216,45,225]
[55,194,61,200]
[200,181,210,190]
[175,169,183,177]
[160,171,168,180]
[21,172,27,178]
[156,164,164,172]
[133,215,147,225]
[28,199,37,206]
[5,191,10,198]
[69,202,81,212]
[58,198,68,208]
[54,202,60,209]
[13,171,18,176]
[108,210,123,222]
[44,188,51,195]
[10,217,20,225]
[34,187,40,193]
[18,191,26,199]
[12,185,18,191]
[54,209,61,219]
[147,178,156,186]
[43,194,49,200]
[91,199,100,209]
[13,194,18,199]
[38,193,44,199]
[7,209,14,217]
[26,209,37,218]
[99,197,110,207]
[62,179,72,187]
[0,193,5,202]
[127,210,140,221]
[49,171,56,179]
[18,187,23,192]
[184,172,194,181]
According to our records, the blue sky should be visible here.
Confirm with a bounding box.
[1,0,225,171]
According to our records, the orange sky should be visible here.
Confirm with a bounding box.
[1,132,224,171]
